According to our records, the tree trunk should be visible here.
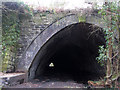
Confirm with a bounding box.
[105,36,113,87]
[105,11,113,87]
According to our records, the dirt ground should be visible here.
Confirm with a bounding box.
[2,72,119,89]
[6,75,102,89]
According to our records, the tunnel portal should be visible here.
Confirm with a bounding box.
[29,22,105,83]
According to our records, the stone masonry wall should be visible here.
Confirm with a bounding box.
[2,2,101,72]
[16,9,95,71]
[1,1,101,72]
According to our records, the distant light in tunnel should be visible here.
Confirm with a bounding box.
[49,62,54,67]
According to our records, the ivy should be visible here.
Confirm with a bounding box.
[1,2,32,72]
[96,1,120,87]
[96,45,107,66]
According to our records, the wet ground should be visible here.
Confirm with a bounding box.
[9,80,85,88]
[8,74,89,88]
[4,73,120,89]
[6,75,103,88]
[5,71,120,88]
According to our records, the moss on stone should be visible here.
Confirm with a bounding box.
[78,16,86,22]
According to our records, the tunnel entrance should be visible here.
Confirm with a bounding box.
[29,23,105,83]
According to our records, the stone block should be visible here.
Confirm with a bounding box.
[0,73,27,87]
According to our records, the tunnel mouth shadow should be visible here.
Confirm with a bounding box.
[35,44,105,84]
[29,22,106,84]
[37,67,103,84]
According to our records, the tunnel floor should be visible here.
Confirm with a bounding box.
[10,67,104,88]
[37,67,101,84]
[9,69,103,88]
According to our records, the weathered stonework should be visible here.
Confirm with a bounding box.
[1,2,105,82]
[17,14,79,71]
[0,72,27,87]
[16,8,104,80]
[1,1,120,88]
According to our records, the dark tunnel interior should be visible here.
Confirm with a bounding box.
[29,23,106,83]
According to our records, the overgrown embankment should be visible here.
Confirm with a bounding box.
[1,2,32,73]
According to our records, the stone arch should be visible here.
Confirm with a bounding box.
[17,14,105,80]
[17,14,79,71]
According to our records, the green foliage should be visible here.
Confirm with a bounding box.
[96,45,107,66]
[2,10,20,72]
[96,1,119,66]
[1,2,32,72]
[96,1,120,87]
[19,2,33,16]
[78,16,86,22]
